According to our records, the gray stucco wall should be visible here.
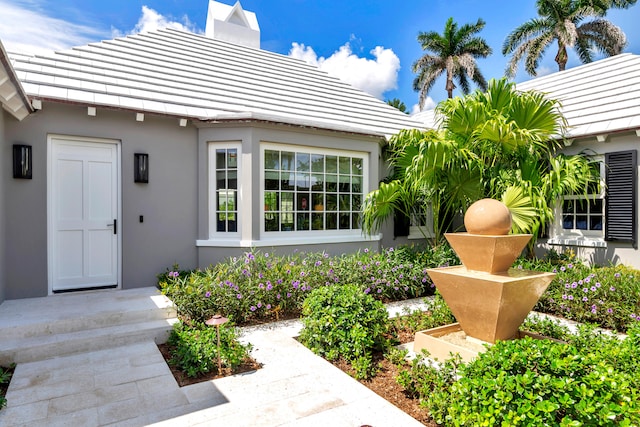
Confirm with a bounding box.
[0,110,6,303]
[2,104,199,298]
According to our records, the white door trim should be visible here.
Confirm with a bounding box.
[47,134,122,294]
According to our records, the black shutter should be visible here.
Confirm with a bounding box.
[605,150,637,248]
[394,211,410,237]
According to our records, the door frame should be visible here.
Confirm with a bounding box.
[47,134,122,295]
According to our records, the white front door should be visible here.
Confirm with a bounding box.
[49,136,120,293]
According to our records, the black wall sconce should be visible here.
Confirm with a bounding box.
[13,144,32,179]
[134,153,149,183]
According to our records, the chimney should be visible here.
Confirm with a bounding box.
[205,1,260,48]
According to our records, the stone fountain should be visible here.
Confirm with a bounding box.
[413,199,555,361]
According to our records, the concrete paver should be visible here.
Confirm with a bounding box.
[0,300,431,427]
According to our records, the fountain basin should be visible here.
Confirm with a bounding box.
[428,266,555,343]
[445,233,532,274]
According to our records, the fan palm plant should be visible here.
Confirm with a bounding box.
[503,0,635,77]
[362,78,596,248]
[413,17,492,107]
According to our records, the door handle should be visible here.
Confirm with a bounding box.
[108,219,117,235]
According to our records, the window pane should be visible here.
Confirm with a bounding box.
[312,193,324,210]
[296,173,310,191]
[352,194,361,210]
[297,193,310,211]
[592,198,603,214]
[326,194,337,211]
[326,213,337,229]
[352,158,363,175]
[562,214,573,230]
[339,213,350,229]
[265,213,279,231]
[339,175,350,193]
[311,174,324,191]
[228,217,237,232]
[339,194,351,211]
[296,153,310,172]
[227,150,238,169]
[281,172,295,190]
[563,200,574,214]
[264,192,278,211]
[352,176,362,193]
[339,157,350,174]
[352,213,360,229]
[326,156,337,173]
[590,215,603,230]
[216,150,226,169]
[264,150,280,170]
[216,171,227,190]
[227,170,237,190]
[326,174,337,192]
[311,154,324,172]
[576,215,588,230]
[265,171,279,190]
[312,213,324,230]
[281,152,295,171]
[296,213,309,230]
[281,192,294,211]
[217,213,227,232]
[282,212,294,231]
[576,200,588,214]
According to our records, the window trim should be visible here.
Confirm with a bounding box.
[259,142,368,240]
[208,142,241,239]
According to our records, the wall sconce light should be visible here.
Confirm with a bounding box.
[134,153,149,183]
[13,144,32,179]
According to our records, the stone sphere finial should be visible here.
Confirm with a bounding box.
[464,199,512,235]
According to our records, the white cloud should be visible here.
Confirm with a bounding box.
[289,41,400,100]
[410,97,436,115]
[0,0,107,54]
[113,5,200,37]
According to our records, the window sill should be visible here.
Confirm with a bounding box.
[197,233,382,247]
[547,237,607,248]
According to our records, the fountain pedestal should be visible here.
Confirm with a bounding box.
[413,200,555,360]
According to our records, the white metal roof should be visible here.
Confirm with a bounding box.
[413,53,640,139]
[7,28,422,137]
[516,53,640,139]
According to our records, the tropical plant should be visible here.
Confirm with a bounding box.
[503,0,635,77]
[362,78,595,247]
[413,17,492,106]
[386,97,408,113]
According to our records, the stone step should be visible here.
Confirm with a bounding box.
[0,318,179,365]
[0,287,178,365]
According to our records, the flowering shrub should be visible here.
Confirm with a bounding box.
[159,245,449,324]
[531,262,640,332]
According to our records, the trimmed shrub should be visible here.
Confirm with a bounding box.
[167,322,252,378]
[298,284,390,379]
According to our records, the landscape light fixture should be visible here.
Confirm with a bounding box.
[206,314,229,374]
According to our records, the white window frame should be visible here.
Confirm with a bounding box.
[549,156,606,247]
[208,142,241,239]
[408,206,435,240]
[260,142,368,240]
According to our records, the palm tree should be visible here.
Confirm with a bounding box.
[386,98,408,113]
[503,0,636,77]
[412,17,492,108]
[362,79,596,247]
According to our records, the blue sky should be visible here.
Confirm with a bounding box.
[1,0,638,112]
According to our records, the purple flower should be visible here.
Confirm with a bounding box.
[364,248,369,253]
[582,297,588,302]
[236,293,242,299]
[591,308,597,314]
[553,268,558,273]
[266,304,271,309]
[568,295,574,300]
[315,261,322,267]
[364,288,370,294]
[287,292,292,298]
[265,252,269,258]
[517,265,523,270]
[595,282,601,288]
[591,286,597,292]
[607,308,613,314]
[292,280,300,289]
[571,282,578,289]
[247,253,255,260]
[562,294,568,300]
[583,288,589,293]
[266,283,273,291]
[565,283,571,289]
[377,289,382,293]
[276,293,281,299]
[258,272,264,279]
[205,291,211,298]
[258,283,265,289]
[422,278,428,283]
[250,306,256,311]
[610,286,616,291]
[560,266,566,272]
[168,271,179,278]
[615,272,621,278]
[578,280,584,285]
[567,264,574,269]
[257,302,262,308]
[584,277,590,284]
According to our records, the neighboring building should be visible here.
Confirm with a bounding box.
[414,53,640,269]
[0,1,423,301]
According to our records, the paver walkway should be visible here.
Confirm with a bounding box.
[0,300,429,427]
